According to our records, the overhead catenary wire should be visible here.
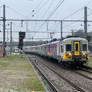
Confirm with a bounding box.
[3,3,87,34]
[63,7,92,29]
[38,0,65,29]
[6,6,27,19]
[1,3,92,40]
[46,0,64,19]
[61,6,84,29]
[33,0,55,37]
[1,5,90,22]
[63,16,84,29]
[4,19,89,22]
[35,0,45,10]
[41,0,54,19]
[0,1,92,41]
[32,0,51,18]
[63,8,84,20]
[6,5,31,32]
[62,0,92,20]
[38,0,92,32]
[35,0,64,39]
[5,30,72,33]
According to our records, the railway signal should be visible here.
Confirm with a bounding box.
[18,32,25,50]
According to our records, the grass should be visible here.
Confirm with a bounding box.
[0,56,10,67]
[85,57,92,68]
[0,54,45,92]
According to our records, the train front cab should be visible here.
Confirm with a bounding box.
[62,39,88,65]
[73,41,88,65]
[73,41,81,62]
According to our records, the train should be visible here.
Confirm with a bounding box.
[26,37,88,66]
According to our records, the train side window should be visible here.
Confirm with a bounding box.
[82,44,87,51]
[66,44,71,51]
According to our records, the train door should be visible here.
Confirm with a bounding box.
[74,41,80,55]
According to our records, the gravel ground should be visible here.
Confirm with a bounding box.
[31,55,92,92]
[36,61,77,92]
[29,55,79,92]
[0,55,45,92]
[75,70,92,79]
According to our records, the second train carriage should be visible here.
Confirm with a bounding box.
[30,37,88,66]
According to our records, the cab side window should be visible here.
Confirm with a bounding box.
[82,44,87,51]
[66,44,72,51]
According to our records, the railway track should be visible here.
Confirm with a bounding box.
[80,67,92,74]
[25,52,92,92]
[62,66,92,81]
[36,59,86,92]
[65,65,92,81]
[27,54,86,92]
[73,70,92,80]
[39,54,92,81]
[28,55,59,92]
[36,55,92,91]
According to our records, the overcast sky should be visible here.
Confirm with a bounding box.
[0,0,91,19]
[0,0,92,41]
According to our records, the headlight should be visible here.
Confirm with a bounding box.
[69,53,72,56]
[66,52,72,57]
[82,52,87,57]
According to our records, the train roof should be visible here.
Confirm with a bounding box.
[40,40,60,46]
[30,37,88,48]
[63,37,88,42]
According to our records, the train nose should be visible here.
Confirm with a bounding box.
[72,55,82,61]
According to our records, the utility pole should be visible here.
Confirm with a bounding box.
[84,6,87,39]
[10,22,12,54]
[3,5,6,56]
[61,21,63,40]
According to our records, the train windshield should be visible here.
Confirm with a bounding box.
[82,44,87,51]
[76,44,78,51]
[66,44,72,51]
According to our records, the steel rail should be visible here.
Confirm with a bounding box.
[74,71,92,80]
[28,55,59,92]
[25,52,85,92]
